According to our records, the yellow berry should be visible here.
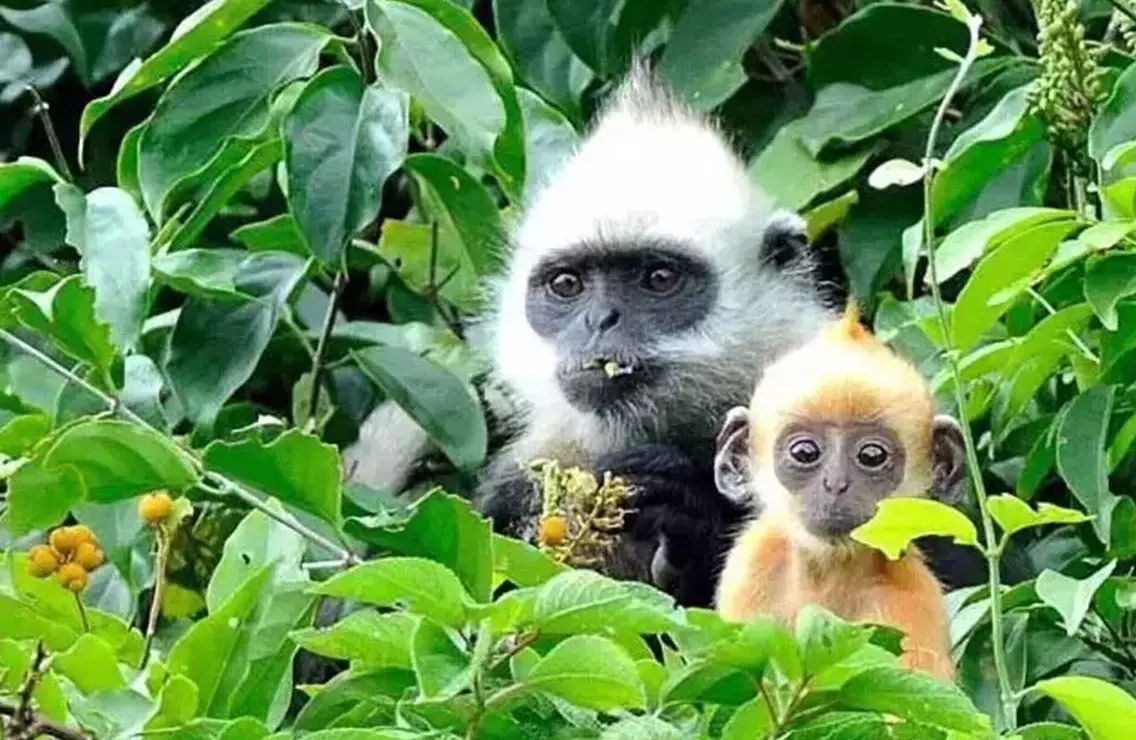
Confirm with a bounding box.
[74,542,104,571]
[70,525,96,545]
[57,562,87,593]
[26,545,60,578]
[49,526,81,556]
[139,492,173,525]
[539,515,568,546]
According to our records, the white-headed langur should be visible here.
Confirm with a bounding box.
[713,304,964,680]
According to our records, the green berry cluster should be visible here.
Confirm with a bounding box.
[1027,0,1107,161]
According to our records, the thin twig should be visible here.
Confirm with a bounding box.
[921,11,1018,730]
[139,526,171,669]
[0,703,89,740]
[487,631,540,673]
[306,269,347,422]
[24,87,73,182]
[0,328,359,569]
[1027,286,1100,363]
[72,593,90,633]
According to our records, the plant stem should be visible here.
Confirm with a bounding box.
[0,328,358,569]
[921,11,1018,731]
[306,269,347,422]
[1026,286,1099,363]
[24,87,73,182]
[72,593,90,633]
[139,526,171,669]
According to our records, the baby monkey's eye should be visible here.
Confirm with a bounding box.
[788,438,821,465]
[548,269,584,298]
[856,442,889,469]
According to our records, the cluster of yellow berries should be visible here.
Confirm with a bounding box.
[26,525,104,592]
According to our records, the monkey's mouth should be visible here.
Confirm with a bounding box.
[579,356,638,378]
[557,355,659,411]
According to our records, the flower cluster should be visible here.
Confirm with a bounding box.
[1028,0,1108,160]
[26,525,104,592]
[527,458,632,567]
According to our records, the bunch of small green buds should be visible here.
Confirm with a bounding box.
[1027,0,1108,160]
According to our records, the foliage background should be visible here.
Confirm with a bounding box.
[4,0,1136,737]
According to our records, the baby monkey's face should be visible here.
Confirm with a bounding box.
[773,421,907,539]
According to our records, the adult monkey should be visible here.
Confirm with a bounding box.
[347,67,984,605]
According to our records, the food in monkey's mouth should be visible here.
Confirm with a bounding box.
[580,357,637,378]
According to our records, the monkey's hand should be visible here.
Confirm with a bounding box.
[594,443,747,607]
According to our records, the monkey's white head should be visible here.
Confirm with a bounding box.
[487,66,829,454]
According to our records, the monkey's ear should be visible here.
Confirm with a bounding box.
[714,406,752,504]
[762,210,809,268]
[931,415,967,503]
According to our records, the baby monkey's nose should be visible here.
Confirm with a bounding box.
[823,475,849,494]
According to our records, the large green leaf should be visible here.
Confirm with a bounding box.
[930,207,1073,285]
[1036,561,1117,636]
[5,459,84,535]
[523,634,645,711]
[137,23,328,220]
[839,666,989,733]
[291,611,416,668]
[54,633,126,694]
[1057,386,1118,545]
[523,570,681,635]
[53,185,150,353]
[79,0,275,151]
[659,0,784,109]
[493,0,590,119]
[850,498,979,560]
[545,0,623,77]
[1090,61,1136,169]
[0,157,62,215]
[312,557,470,627]
[10,275,118,382]
[284,67,409,265]
[411,617,471,699]
[152,249,250,298]
[1034,675,1136,740]
[204,429,342,527]
[365,0,506,177]
[749,119,877,210]
[518,88,581,196]
[352,346,486,471]
[345,491,493,602]
[205,507,307,612]
[41,420,197,502]
[987,495,1090,539]
[1086,252,1136,330]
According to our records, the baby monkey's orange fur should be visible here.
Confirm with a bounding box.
[714,304,955,681]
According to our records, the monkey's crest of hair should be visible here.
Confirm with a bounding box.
[750,304,935,469]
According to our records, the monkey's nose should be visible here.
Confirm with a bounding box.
[823,476,849,494]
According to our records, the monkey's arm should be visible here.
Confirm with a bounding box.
[595,444,748,607]
[868,557,954,682]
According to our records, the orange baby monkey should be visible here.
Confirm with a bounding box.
[713,304,965,681]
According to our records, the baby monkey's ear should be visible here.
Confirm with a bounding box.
[714,406,752,504]
[931,415,967,503]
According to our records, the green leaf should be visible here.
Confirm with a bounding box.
[601,716,686,740]
[411,617,471,699]
[53,633,126,694]
[987,495,1091,539]
[931,207,1073,285]
[284,67,409,265]
[659,661,754,706]
[545,0,623,77]
[493,0,590,119]
[0,3,87,83]
[1034,675,1136,740]
[1036,561,1118,636]
[0,157,62,214]
[344,490,493,602]
[206,507,306,612]
[152,249,250,298]
[525,569,682,634]
[1090,61,1136,169]
[5,459,84,535]
[292,670,415,731]
[53,184,150,353]
[1086,253,1136,330]
[365,0,505,176]
[850,498,979,560]
[749,120,877,210]
[137,23,328,220]
[839,666,989,733]
[950,218,1080,350]
[292,611,416,668]
[795,606,874,677]
[313,557,470,627]
[1057,386,1118,545]
[518,88,581,196]
[11,275,117,380]
[353,346,486,472]
[524,634,645,711]
[931,85,1047,227]
[203,429,342,527]
[721,697,774,739]
[231,215,308,255]
[0,413,50,457]
[659,0,784,108]
[492,533,567,588]
[79,0,275,151]
[42,420,197,502]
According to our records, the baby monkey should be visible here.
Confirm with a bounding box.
[713,304,965,680]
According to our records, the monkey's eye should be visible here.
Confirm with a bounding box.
[788,438,821,465]
[856,442,889,470]
[548,269,584,298]
[643,265,681,295]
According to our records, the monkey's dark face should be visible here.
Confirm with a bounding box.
[773,421,906,539]
[524,244,717,413]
